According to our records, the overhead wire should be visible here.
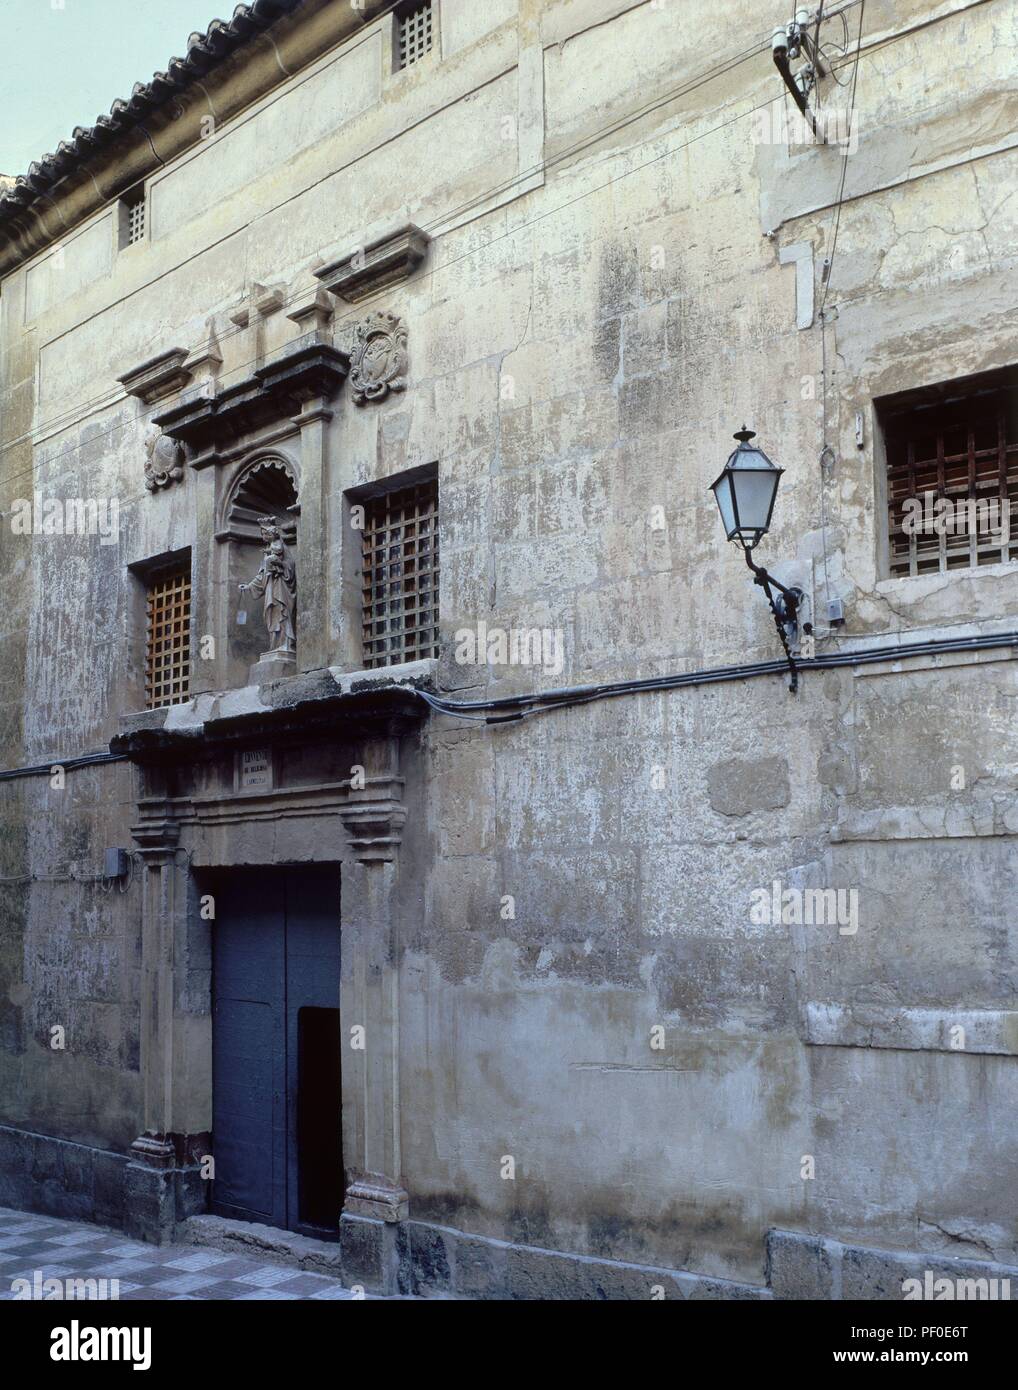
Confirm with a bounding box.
[416,629,1018,724]
[0,0,994,761]
[815,0,867,639]
[0,0,910,495]
[0,23,780,481]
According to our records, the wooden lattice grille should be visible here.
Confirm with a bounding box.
[884,376,1018,577]
[362,479,439,669]
[145,567,191,708]
[398,1,433,68]
[125,191,145,245]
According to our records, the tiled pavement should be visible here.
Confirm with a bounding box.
[0,1205,363,1300]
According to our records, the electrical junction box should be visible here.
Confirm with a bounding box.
[103,848,130,880]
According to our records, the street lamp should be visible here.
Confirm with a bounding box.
[710,427,809,693]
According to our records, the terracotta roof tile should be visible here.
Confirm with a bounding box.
[0,0,303,229]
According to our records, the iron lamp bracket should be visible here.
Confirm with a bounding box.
[742,546,812,693]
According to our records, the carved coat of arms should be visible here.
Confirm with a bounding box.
[350,311,408,404]
[143,427,185,491]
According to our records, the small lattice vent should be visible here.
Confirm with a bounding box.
[398,1,433,70]
[122,188,146,247]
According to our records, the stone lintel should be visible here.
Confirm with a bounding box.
[315,223,430,303]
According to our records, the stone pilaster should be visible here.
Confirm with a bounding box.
[338,736,409,1292]
[292,396,334,672]
[126,804,206,1242]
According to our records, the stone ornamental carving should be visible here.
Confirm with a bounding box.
[350,310,408,405]
[143,427,185,491]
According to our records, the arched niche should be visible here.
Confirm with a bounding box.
[218,453,300,546]
[218,453,300,682]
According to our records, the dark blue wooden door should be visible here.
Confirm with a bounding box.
[211,872,287,1227]
[211,865,341,1234]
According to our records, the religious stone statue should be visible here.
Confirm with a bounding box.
[240,516,297,657]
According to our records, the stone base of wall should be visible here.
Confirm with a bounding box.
[767,1229,1018,1300]
[0,1124,127,1231]
[3,1124,1016,1300]
[345,1217,1018,1299]
[342,1213,770,1299]
[0,1124,204,1243]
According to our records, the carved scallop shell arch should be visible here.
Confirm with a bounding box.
[218,453,299,545]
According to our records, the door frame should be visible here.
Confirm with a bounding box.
[127,727,414,1235]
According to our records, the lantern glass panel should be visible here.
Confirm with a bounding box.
[711,473,737,538]
[731,462,780,535]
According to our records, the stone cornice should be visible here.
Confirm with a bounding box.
[145,774,410,863]
[316,223,431,303]
[111,683,426,766]
[128,761,415,866]
[151,335,349,457]
[117,348,192,405]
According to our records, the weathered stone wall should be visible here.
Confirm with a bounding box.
[1,0,1016,1291]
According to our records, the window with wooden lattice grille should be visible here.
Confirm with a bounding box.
[880,367,1018,577]
[361,477,439,668]
[145,566,191,708]
[397,1,433,69]
[120,187,146,248]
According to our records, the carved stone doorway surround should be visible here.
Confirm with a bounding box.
[113,689,423,1287]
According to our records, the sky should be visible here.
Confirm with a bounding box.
[1,0,225,175]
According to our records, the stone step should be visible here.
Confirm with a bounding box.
[179,1214,344,1280]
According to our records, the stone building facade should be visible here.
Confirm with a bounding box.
[1,0,1016,1299]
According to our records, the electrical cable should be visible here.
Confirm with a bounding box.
[1,626,1012,775]
[415,628,1018,723]
[813,0,867,642]
[0,750,128,782]
[818,0,866,314]
[818,301,836,628]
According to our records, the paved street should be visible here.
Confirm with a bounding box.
[0,1206,361,1301]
